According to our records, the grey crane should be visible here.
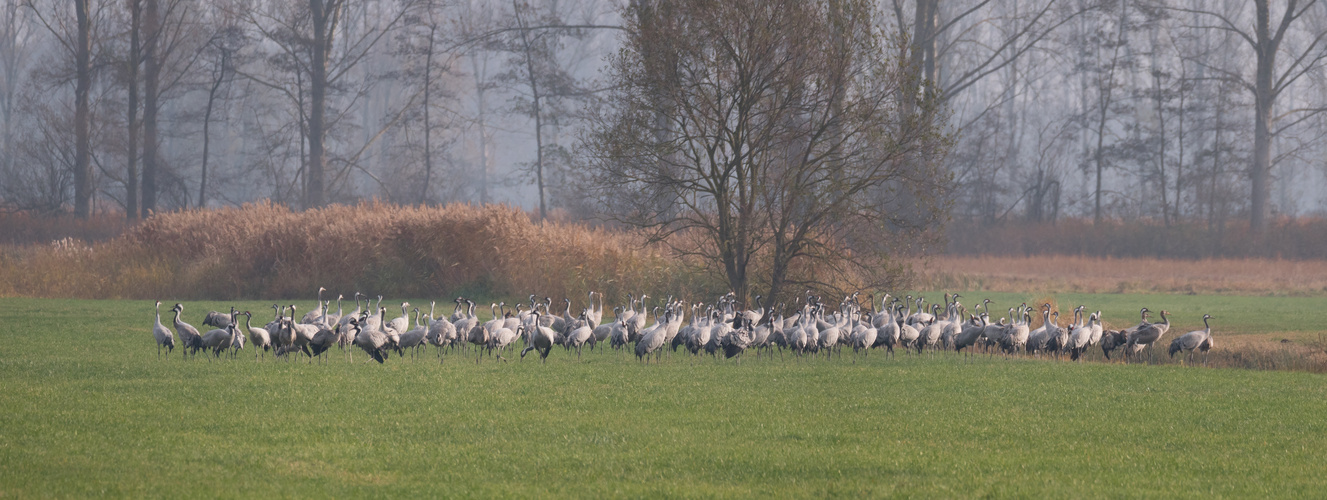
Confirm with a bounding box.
[353,315,390,364]
[520,311,556,363]
[170,303,204,358]
[152,301,175,358]
[242,311,271,360]
[202,309,232,329]
[1126,309,1170,362]
[1168,314,1214,365]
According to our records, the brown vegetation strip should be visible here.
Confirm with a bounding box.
[915,255,1327,295]
[0,202,720,300]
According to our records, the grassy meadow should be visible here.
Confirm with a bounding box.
[2,296,1326,497]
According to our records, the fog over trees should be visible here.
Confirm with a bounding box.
[1,0,1325,233]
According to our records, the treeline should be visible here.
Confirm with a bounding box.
[946,218,1327,260]
[0,202,718,300]
[6,1,1326,232]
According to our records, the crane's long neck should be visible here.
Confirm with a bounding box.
[155,303,162,326]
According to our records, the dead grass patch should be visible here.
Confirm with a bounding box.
[916,255,1327,296]
[0,201,721,301]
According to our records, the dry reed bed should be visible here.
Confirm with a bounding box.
[917,255,1327,295]
[0,202,716,300]
[1071,337,1327,374]
[0,212,130,245]
[946,218,1327,259]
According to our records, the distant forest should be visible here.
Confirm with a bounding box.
[3,0,1327,243]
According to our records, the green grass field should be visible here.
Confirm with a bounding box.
[2,296,1326,497]
[901,291,1327,336]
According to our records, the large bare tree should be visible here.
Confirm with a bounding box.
[1175,0,1327,232]
[588,0,950,304]
[26,0,95,217]
[237,0,413,209]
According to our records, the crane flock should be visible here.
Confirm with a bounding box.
[150,290,1218,366]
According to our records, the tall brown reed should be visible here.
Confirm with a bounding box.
[946,217,1327,260]
[916,255,1327,295]
[0,202,721,301]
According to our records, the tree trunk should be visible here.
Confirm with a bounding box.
[513,0,545,220]
[125,0,141,220]
[717,195,748,304]
[200,51,226,208]
[306,0,332,209]
[140,0,160,218]
[1093,0,1127,225]
[1250,0,1275,232]
[1154,71,1169,227]
[1174,63,1186,222]
[420,24,435,205]
[471,54,490,204]
[73,0,92,218]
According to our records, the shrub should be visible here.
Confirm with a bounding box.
[0,201,721,301]
[946,217,1327,260]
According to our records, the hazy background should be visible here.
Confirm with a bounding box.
[1,0,1325,225]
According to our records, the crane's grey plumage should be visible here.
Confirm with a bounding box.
[1068,313,1097,361]
[201,311,240,359]
[520,312,555,363]
[1127,309,1170,361]
[636,307,667,363]
[1169,314,1213,365]
[302,287,327,323]
[202,309,232,329]
[721,317,756,363]
[152,301,175,358]
[564,313,594,361]
[353,316,389,364]
[397,308,428,359]
[488,325,521,362]
[139,292,1231,371]
[170,303,204,358]
[242,311,271,360]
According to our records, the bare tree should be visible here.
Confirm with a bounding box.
[197,24,239,208]
[588,0,949,303]
[139,0,203,216]
[0,1,33,206]
[123,0,140,219]
[497,0,612,219]
[1175,0,1327,231]
[893,0,1088,111]
[26,0,95,217]
[1086,0,1130,224]
[236,0,414,209]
